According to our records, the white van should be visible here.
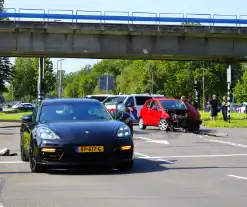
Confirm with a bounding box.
[103,94,152,122]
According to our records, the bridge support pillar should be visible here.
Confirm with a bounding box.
[37,57,45,102]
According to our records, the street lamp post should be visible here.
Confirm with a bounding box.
[57,59,65,98]
[202,61,205,110]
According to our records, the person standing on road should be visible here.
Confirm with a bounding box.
[209,94,219,120]
[221,96,227,122]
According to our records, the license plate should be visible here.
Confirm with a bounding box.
[76,146,104,153]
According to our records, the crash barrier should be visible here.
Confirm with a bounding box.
[1,8,247,26]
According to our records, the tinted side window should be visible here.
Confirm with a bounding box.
[150,101,160,109]
[145,101,151,108]
[125,97,134,106]
[135,96,152,105]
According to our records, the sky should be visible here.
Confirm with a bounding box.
[4,0,247,73]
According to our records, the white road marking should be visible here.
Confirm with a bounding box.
[137,137,169,144]
[200,136,247,148]
[227,174,247,180]
[0,161,24,164]
[0,203,4,207]
[135,153,247,159]
[135,152,174,164]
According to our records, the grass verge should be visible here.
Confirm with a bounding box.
[0,112,32,121]
[200,111,247,128]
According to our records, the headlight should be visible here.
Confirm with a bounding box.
[117,125,131,138]
[36,127,59,140]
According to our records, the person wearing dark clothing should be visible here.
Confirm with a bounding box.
[209,94,219,120]
[187,96,192,104]
[221,96,228,122]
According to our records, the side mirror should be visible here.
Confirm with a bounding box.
[22,114,32,123]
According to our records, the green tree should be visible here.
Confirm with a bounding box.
[233,70,247,103]
[11,58,56,101]
[0,57,13,93]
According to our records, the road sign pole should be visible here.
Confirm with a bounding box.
[227,64,231,123]
[37,57,44,102]
[106,72,109,94]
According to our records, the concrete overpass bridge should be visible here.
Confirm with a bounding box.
[1,9,247,62]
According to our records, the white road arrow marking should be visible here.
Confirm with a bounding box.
[137,137,169,145]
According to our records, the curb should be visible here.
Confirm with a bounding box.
[0,120,21,123]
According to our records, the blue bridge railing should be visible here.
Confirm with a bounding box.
[1,8,247,27]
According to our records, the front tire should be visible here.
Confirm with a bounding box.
[159,119,169,131]
[29,144,45,173]
[20,134,28,162]
[117,161,134,172]
[139,118,147,130]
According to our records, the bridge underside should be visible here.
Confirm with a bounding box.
[1,21,247,62]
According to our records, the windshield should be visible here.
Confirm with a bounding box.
[39,102,112,122]
[160,100,187,110]
[103,96,127,105]
[88,96,108,102]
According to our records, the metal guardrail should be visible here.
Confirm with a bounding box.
[1,8,247,26]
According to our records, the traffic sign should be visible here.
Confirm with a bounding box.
[98,75,114,91]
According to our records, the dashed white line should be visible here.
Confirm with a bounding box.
[137,137,169,144]
[135,152,174,164]
[135,153,247,159]
[227,174,247,180]
[158,154,247,158]
[0,161,24,164]
[200,136,247,148]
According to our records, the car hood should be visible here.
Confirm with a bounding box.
[38,120,124,143]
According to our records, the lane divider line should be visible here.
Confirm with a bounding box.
[200,135,247,148]
[135,152,174,164]
[227,174,247,180]
[137,137,169,144]
[0,161,24,164]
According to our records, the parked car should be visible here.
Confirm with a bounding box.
[230,103,242,113]
[238,102,247,113]
[139,98,202,131]
[85,94,112,103]
[14,103,35,111]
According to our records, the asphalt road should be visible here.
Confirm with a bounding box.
[1,125,247,207]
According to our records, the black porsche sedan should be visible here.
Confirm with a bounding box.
[20,99,134,173]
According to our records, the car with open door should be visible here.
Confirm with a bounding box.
[139,98,201,131]
[20,98,134,173]
[103,94,152,123]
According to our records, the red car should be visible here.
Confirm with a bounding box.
[139,98,202,131]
